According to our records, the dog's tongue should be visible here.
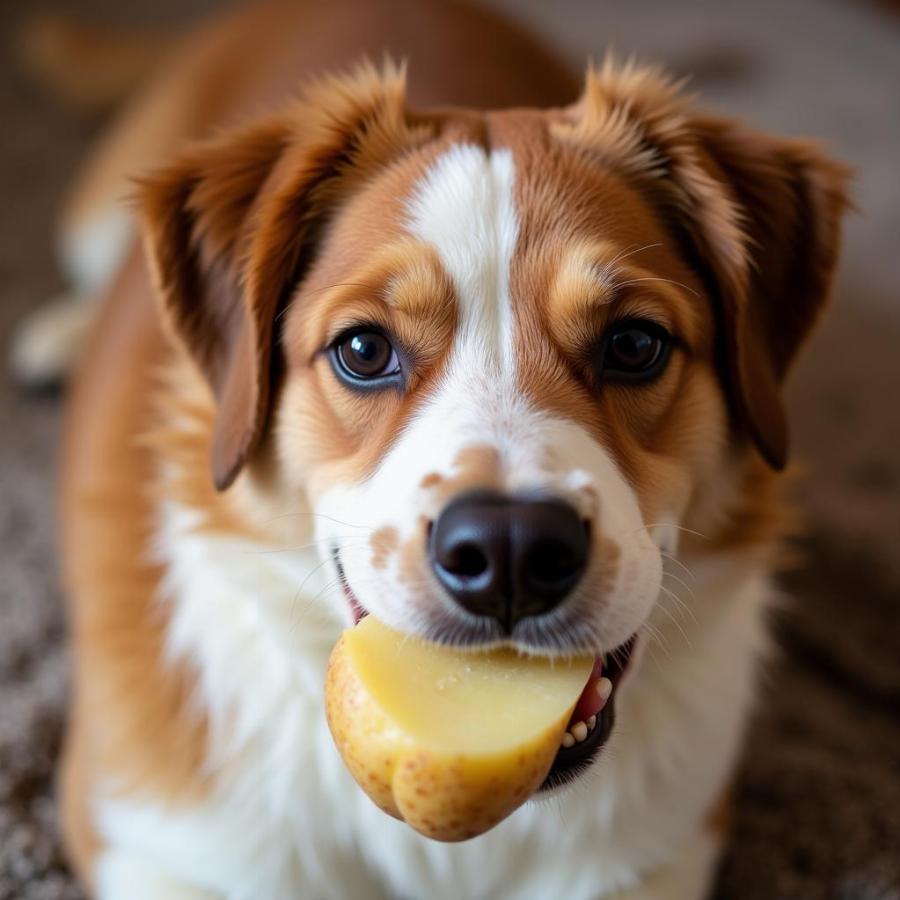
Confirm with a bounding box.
[568,657,606,726]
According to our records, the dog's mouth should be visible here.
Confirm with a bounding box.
[333,547,636,789]
[540,637,635,790]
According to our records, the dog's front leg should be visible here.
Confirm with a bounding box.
[607,831,721,900]
[95,848,222,900]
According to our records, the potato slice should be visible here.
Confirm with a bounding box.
[325,616,594,841]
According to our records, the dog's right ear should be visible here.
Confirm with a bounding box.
[138,65,430,490]
[139,116,292,490]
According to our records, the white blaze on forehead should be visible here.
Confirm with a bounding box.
[407,144,518,369]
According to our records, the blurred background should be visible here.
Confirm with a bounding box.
[0,0,898,898]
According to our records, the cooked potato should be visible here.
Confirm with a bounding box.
[325,616,593,841]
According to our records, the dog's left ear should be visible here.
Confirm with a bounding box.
[676,115,852,468]
[564,63,851,468]
[139,64,430,489]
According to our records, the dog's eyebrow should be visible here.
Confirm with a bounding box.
[552,240,701,310]
[382,263,455,317]
[548,250,620,317]
[543,244,704,354]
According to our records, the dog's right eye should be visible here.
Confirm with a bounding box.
[332,328,401,385]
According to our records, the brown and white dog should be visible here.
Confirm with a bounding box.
[49,1,849,898]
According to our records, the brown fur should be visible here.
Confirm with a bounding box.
[60,248,211,882]
[418,445,505,508]
[371,526,400,571]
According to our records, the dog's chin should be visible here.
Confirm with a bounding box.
[332,547,639,791]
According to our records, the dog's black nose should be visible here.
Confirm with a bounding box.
[428,491,588,632]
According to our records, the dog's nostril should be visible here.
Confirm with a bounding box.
[446,542,489,579]
[526,539,580,587]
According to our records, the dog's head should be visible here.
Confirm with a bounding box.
[140,60,848,781]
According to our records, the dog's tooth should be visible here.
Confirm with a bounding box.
[587,715,597,731]
[571,721,588,742]
[561,732,576,748]
[595,677,613,706]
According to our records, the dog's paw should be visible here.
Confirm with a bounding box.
[8,294,94,388]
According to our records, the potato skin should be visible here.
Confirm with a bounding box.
[325,630,567,842]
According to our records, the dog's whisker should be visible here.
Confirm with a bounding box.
[615,275,700,298]
[248,536,372,555]
[306,576,350,606]
[660,551,697,582]
[260,511,375,531]
[642,621,672,659]
[641,522,712,541]
[658,590,697,627]
[605,241,664,269]
[290,576,344,612]
[294,554,341,598]
[660,570,696,602]
[656,587,695,650]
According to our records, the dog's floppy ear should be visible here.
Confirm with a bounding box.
[138,64,429,489]
[564,62,851,468]
[674,116,851,469]
[139,117,291,491]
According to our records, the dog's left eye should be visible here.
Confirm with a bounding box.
[332,328,401,383]
[599,319,672,382]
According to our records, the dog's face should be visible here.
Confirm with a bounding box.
[277,133,719,656]
[141,62,847,781]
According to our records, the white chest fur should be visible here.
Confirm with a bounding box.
[96,504,770,900]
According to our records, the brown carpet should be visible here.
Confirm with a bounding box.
[1,1,898,898]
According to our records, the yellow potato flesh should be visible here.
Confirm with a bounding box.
[325,616,594,841]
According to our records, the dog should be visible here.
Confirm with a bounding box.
[50,1,849,897]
